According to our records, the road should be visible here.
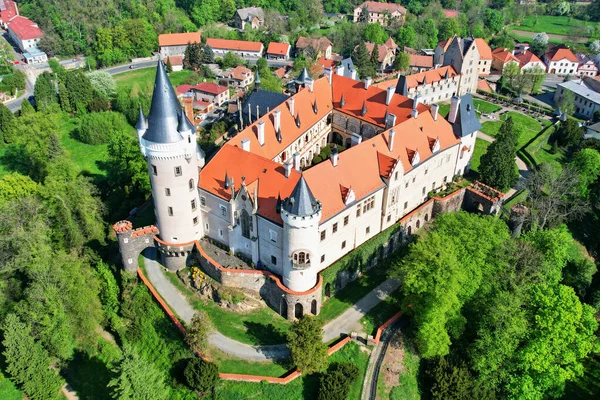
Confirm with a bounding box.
[141,249,400,361]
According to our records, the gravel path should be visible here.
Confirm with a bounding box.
[142,249,400,361]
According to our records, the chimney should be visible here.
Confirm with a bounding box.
[330,145,338,167]
[386,85,394,105]
[324,67,333,84]
[273,109,281,133]
[256,104,260,119]
[289,98,295,116]
[241,138,250,152]
[364,77,372,90]
[293,152,300,172]
[411,108,419,119]
[306,78,314,92]
[284,162,292,178]
[448,96,460,123]
[350,70,357,80]
[431,104,439,121]
[336,65,345,76]
[388,129,395,152]
[413,94,421,110]
[257,121,265,146]
[386,113,397,129]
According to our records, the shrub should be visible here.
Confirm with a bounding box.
[75,111,131,144]
[184,358,219,393]
[318,362,360,400]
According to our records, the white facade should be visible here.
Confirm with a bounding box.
[545,59,578,76]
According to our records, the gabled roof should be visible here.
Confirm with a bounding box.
[267,42,291,56]
[437,38,452,52]
[450,94,482,137]
[374,66,458,93]
[295,36,332,52]
[223,65,252,81]
[443,9,459,18]
[474,38,492,60]
[477,79,493,93]
[176,82,228,96]
[7,16,43,41]
[515,51,543,68]
[492,48,519,64]
[362,42,391,63]
[409,54,433,68]
[355,1,407,14]
[165,55,183,66]
[545,47,578,63]
[206,38,263,52]
[235,7,264,22]
[0,0,17,23]
[158,32,201,47]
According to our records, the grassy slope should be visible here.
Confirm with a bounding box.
[470,138,491,174]
[115,68,196,94]
[480,112,544,148]
[389,342,421,400]
[0,375,22,400]
[509,15,598,36]
[58,117,108,176]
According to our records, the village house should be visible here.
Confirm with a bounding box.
[219,65,254,90]
[359,39,398,73]
[353,1,406,26]
[409,54,434,73]
[576,53,598,77]
[266,42,291,61]
[158,32,201,59]
[295,36,333,60]
[474,38,492,76]
[515,51,546,72]
[234,7,264,30]
[491,48,519,72]
[206,38,264,59]
[544,46,578,76]
[7,15,46,63]
[554,78,600,120]
[0,0,17,28]
[164,56,183,72]
[177,82,230,107]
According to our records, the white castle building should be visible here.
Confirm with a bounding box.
[128,61,482,295]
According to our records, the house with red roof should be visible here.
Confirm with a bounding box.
[576,53,598,77]
[158,32,201,59]
[266,42,291,61]
[491,48,519,72]
[164,56,183,72]
[408,54,434,73]
[7,15,43,53]
[353,1,406,26]
[474,38,492,76]
[295,36,333,60]
[443,9,459,18]
[0,0,18,28]
[515,51,546,72]
[206,38,264,59]
[219,65,254,90]
[177,82,230,107]
[356,40,398,73]
[543,46,578,76]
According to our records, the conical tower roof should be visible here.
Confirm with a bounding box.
[135,106,146,130]
[285,176,320,217]
[295,68,309,84]
[177,108,194,133]
[142,61,184,144]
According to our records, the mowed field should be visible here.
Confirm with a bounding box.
[510,15,598,36]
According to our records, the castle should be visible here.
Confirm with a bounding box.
[115,60,485,318]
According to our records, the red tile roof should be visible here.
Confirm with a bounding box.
[224,65,252,81]
[409,54,433,68]
[474,38,492,60]
[477,79,493,93]
[158,32,201,47]
[492,48,519,64]
[7,16,43,41]
[0,0,17,23]
[443,9,459,18]
[545,47,578,63]
[165,56,183,66]
[356,1,406,14]
[273,66,287,79]
[206,38,263,52]
[317,57,336,69]
[177,82,228,96]
[362,42,390,63]
[515,51,543,68]
[266,42,290,56]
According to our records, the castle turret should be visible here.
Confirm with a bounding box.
[139,61,205,270]
[281,176,322,292]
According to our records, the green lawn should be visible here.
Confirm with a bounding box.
[317,268,389,324]
[504,190,528,210]
[158,265,292,346]
[470,138,491,174]
[438,103,450,118]
[523,124,566,172]
[208,347,289,377]
[0,374,22,400]
[509,15,598,37]
[57,117,109,176]
[481,112,544,148]
[359,288,402,336]
[115,68,197,94]
[473,99,501,114]
[217,341,369,400]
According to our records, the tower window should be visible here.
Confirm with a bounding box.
[404,202,408,210]
[174,166,182,176]
[152,165,157,175]
[193,217,198,225]
[168,207,173,216]
[189,179,194,190]
[191,199,197,211]
[165,188,171,196]
[269,229,277,243]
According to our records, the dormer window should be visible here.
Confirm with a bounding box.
[292,251,310,269]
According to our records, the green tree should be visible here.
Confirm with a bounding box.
[558,89,575,116]
[526,64,546,94]
[438,18,461,42]
[87,71,116,98]
[421,18,439,49]
[0,102,16,143]
[65,70,94,111]
[287,316,328,374]
[0,173,38,203]
[57,82,72,113]
[34,72,57,110]
[555,118,583,147]
[572,148,600,198]
[393,52,410,72]
[165,57,173,73]
[123,19,157,57]
[363,23,387,44]
[397,26,417,49]
[501,62,521,92]
[109,343,169,400]
[76,111,132,145]
[184,358,219,394]
[479,117,520,191]
[95,261,120,326]
[20,99,35,117]
[185,311,212,354]
[318,362,360,400]
[369,44,379,74]
[2,314,64,400]
[484,9,504,34]
[352,41,374,80]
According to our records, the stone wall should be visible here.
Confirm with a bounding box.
[113,221,158,273]
[432,188,466,216]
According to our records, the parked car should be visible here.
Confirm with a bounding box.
[129,64,138,69]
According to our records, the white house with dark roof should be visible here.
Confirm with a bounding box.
[554,79,600,120]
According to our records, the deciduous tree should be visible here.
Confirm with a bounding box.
[287,316,328,374]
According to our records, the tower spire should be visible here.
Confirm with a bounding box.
[135,106,146,130]
[254,69,261,92]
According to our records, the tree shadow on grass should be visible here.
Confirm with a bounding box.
[61,351,113,400]
[243,321,287,346]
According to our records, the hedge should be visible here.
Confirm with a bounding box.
[320,223,401,296]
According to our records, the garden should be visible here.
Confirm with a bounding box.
[480,111,551,148]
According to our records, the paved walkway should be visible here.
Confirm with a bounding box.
[142,249,400,361]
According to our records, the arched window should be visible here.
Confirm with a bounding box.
[298,252,306,264]
[416,220,421,229]
[424,214,429,222]
[241,209,252,238]
[407,225,412,235]
[189,179,194,191]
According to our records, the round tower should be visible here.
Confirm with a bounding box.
[281,176,322,292]
[136,61,205,270]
